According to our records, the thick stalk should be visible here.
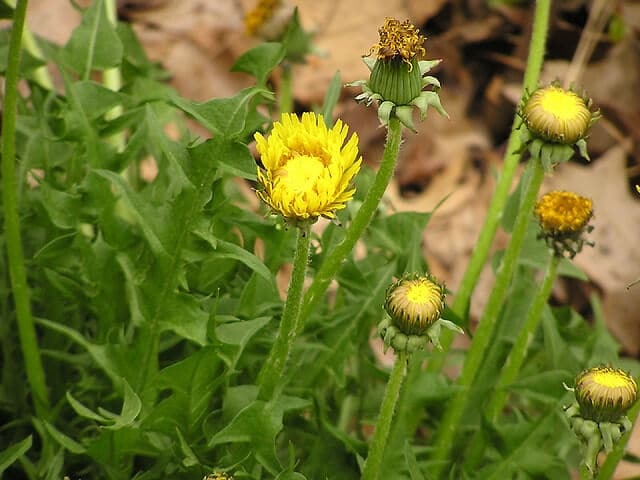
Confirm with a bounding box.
[298,116,403,332]
[427,0,552,373]
[361,350,408,480]
[1,0,50,417]
[3,0,53,89]
[279,63,294,114]
[581,463,595,480]
[257,224,311,400]
[466,253,560,467]
[488,253,559,421]
[103,0,125,151]
[430,157,546,477]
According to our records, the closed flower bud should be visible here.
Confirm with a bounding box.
[518,84,599,168]
[574,367,638,423]
[534,191,594,258]
[522,85,593,144]
[384,274,445,335]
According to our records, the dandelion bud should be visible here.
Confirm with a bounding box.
[574,367,638,423]
[522,86,593,145]
[384,274,445,335]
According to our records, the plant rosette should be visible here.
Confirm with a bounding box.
[348,17,448,131]
[378,273,463,354]
[518,84,600,171]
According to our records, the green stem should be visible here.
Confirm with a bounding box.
[361,350,408,480]
[1,0,50,418]
[3,0,52,89]
[581,463,595,480]
[466,253,560,467]
[488,253,559,421]
[596,386,640,479]
[279,63,294,114]
[298,116,403,333]
[430,157,546,477]
[426,0,551,374]
[103,0,125,152]
[257,224,312,400]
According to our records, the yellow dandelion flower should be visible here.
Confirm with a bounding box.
[244,0,292,39]
[534,191,593,235]
[534,191,594,258]
[255,112,362,223]
[522,85,594,144]
[384,274,445,335]
[575,367,638,423]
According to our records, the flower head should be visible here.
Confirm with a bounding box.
[244,0,293,39]
[534,191,594,258]
[522,86,593,144]
[378,273,461,354]
[574,367,638,423]
[385,274,445,335]
[368,18,426,65]
[255,112,362,224]
[203,473,233,480]
[349,18,447,131]
[519,85,599,168]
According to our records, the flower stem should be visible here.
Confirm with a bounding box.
[489,253,559,421]
[258,223,312,400]
[581,463,595,480]
[430,157,546,477]
[426,0,551,374]
[361,350,408,480]
[279,63,294,114]
[466,252,560,467]
[596,386,640,479]
[298,116,403,333]
[103,0,125,152]
[1,0,50,418]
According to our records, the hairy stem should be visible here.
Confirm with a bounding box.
[427,0,552,374]
[258,223,311,400]
[1,0,50,418]
[279,63,294,114]
[466,252,560,467]
[103,0,125,151]
[361,351,408,480]
[430,157,546,477]
[298,116,403,332]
